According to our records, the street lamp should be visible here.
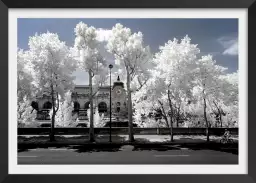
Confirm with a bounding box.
[109,64,113,142]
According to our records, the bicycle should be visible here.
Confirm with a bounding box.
[220,136,234,144]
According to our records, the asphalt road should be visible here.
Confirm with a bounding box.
[18,144,238,164]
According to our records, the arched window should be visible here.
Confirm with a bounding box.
[43,101,52,109]
[74,102,80,111]
[84,101,90,110]
[31,101,39,111]
[98,102,107,113]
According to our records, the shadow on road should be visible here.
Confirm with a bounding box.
[18,143,238,155]
[18,135,126,153]
[133,144,238,155]
[18,144,124,153]
[18,135,238,155]
[69,144,123,153]
[178,143,238,155]
[133,144,180,151]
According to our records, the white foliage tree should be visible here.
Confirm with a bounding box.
[55,91,77,127]
[134,35,238,137]
[94,107,106,127]
[73,22,108,142]
[106,23,152,142]
[134,36,199,141]
[27,32,77,141]
[222,74,238,128]
[17,49,34,101]
[17,96,38,127]
[17,49,37,126]
[210,71,238,127]
[193,55,228,141]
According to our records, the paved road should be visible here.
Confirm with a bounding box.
[18,144,238,164]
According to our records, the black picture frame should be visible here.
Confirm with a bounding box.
[0,0,254,183]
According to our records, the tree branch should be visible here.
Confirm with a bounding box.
[134,77,148,93]
[92,90,98,98]
[158,100,169,128]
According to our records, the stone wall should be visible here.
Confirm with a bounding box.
[18,127,239,136]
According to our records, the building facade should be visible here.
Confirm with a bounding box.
[34,76,128,121]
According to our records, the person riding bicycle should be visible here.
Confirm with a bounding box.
[223,129,231,140]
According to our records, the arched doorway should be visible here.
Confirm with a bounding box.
[72,101,81,120]
[74,101,80,112]
[31,101,39,111]
[98,102,107,113]
[42,101,52,120]
[84,101,90,110]
[79,101,90,119]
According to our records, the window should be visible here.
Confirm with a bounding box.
[43,101,52,109]
[98,102,107,113]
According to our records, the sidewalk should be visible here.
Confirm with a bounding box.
[18,134,238,145]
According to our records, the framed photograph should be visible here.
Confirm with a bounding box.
[0,0,254,182]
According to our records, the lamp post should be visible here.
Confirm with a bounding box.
[109,64,113,142]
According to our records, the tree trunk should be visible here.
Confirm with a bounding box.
[176,114,180,128]
[89,70,95,142]
[176,106,180,128]
[213,101,222,128]
[219,109,222,128]
[162,115,172,141]
[164,116,169,129]
[50,84,55,142]
[167,90,174,141]
[203,97,209,142]
[170,117,174,142]
[50,110,55,141]
[127,72,134,142]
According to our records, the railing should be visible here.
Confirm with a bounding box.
[36,110,50,120]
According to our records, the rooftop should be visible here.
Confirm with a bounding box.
[75,85,110,89]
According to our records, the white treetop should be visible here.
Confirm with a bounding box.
[73,22,108,92]
[17,49,35,101]
[194,55,227,96]
[134,36,200,129]
[106,23,153,92]
[154,35,200,104]
[28,32,77,98]
[16,23,239,131]
[134,35,238,131]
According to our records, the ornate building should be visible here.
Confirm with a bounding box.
[34,76,128,122]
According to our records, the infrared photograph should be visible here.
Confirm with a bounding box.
[16,16,240,166]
